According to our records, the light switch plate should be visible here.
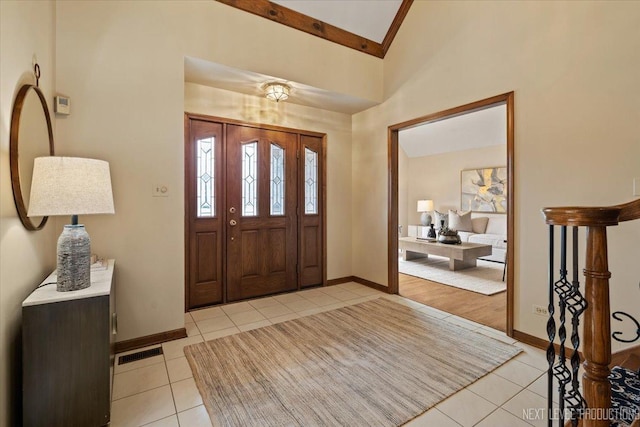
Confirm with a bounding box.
[152,184,169,197]
[634,178,640,196]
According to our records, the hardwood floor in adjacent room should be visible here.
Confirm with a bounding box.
[399,273,506,331]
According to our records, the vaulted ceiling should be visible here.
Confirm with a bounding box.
[185,0,415,113]
[215,0,413,58]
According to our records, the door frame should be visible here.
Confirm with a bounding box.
[184,113,328,310]
[386,92,515,336]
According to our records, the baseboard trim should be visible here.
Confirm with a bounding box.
[514,330,640,370]
[512,329,548,350]
[513,329,582,359]
[326,276,390,293]
[352,276,390,293]
[326,276,355,286]
[115,327,187,354]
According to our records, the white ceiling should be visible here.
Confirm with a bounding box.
[399,104,507,158]
[184,1,407,113]
[271,0,403,43]
[184,57,379,114]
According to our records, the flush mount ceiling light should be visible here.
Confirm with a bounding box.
[263,82,290,102]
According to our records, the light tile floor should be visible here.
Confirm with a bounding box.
[111,282,552,427]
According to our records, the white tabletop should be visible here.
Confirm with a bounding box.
[23,259,115,307]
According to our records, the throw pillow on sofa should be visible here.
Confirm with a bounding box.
[471,216,489,234]
[448,210,473,232]
[434,211,448,229]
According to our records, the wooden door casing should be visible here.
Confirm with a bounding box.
[225,125,298,301]
[185,114,326,309]
[185,120,223,309]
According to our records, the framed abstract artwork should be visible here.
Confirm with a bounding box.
[461,167,507,213]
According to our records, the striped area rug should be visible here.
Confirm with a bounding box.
[184,298,521,426]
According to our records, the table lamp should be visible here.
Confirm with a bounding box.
[417,199,434,226]
[28,157,115,291]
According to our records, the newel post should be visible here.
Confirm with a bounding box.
[582,225,611,427]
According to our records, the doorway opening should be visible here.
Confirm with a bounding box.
[387,92,515,335]
[184,114,327,311]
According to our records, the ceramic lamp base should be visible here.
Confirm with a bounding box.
[56,224,91,292]
[420,212,432,226]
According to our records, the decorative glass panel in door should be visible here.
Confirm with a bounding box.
[196,137,215,217]
[304,147,318,214]
[270,143,285,216]
[241,142,258,217]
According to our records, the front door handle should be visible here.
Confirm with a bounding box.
[229,219,237,226]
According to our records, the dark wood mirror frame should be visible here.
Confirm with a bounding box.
[10,84,55,231]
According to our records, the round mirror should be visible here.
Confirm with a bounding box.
[10,84,55,231]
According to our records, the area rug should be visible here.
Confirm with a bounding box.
[184,298,521,426]
[399,255,506,295]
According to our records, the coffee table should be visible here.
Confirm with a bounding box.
[398,237,493,271]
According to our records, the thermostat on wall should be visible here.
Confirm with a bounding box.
[54,95,71,115]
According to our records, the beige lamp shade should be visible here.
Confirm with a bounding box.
[27,156,115,217]
[417,200,434,212]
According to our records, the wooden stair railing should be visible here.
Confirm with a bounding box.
[542,198,640,427]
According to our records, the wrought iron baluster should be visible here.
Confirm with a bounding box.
[548,226,587,426]
[553,226,572,425]
[566,226,587,426]
[547,225,557,427]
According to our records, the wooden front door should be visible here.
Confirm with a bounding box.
[225,125,298,301]
[185,115,324,310]
[185,120,223,309]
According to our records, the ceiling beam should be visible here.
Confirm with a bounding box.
[382,0,413,56]
[216,0,413,59]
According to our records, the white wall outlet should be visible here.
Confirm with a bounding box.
[533,305,549,316]
[634,178,640,196]
[152,184,169,197]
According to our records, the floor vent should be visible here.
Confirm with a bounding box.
[118,347,163,365]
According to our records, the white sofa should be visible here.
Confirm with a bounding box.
[407,213,506,263]
[457,215,507,263]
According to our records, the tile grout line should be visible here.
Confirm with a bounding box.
[436,407,464,426]
[111,371,171,402]
[472,406,502,426]
[498,389,544,427]
[113,356,166,375]
[492,364,546,389]
[165,350,180,426]
[166,336,194,427]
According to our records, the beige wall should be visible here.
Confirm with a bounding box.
[404,145,505,225]
[184,83,353,280]
[0,1,57,425]
[398,147,409,237]
[3,6,640,422]
[54,1,374,341]
[354,0,640,348]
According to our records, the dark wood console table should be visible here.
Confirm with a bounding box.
[22,260,116,427]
